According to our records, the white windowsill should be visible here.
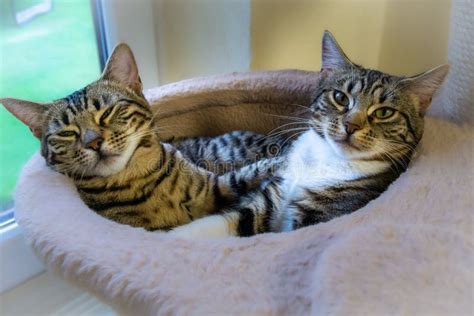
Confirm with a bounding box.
[0,220,45,293]
[0,271,114,315]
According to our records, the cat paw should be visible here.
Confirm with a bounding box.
[169,215,233,239]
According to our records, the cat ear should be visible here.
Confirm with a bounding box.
[401,64,450,115]
[101,43,143,94]
[0,98,47,138]
[321,30,353,71]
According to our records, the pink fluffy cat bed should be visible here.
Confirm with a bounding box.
[15,70,472,315]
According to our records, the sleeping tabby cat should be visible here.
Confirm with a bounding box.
[1,44,282,231]
[172,31,449,237]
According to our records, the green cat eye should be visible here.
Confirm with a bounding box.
[57,131,77,137]
[333,90,350,107]
[374,107,395,119]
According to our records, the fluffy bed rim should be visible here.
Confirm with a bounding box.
[14,70,473,315]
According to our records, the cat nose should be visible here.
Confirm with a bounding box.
[83,129,103,151]
[344,122,362,135]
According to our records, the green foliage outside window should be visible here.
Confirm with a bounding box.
[0,0,101,211]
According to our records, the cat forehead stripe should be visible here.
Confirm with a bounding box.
[62,88,112,114]
[64,88,87,110]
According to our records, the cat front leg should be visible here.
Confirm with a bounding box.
[171,177,285,238]
[170,212,240,238]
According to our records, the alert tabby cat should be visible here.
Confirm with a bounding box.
[172,31,449,237]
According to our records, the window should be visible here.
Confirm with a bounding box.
[0,0,162,292]
[0,0,104,220]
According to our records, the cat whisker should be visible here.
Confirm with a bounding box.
[265,127,310,139]
[264,115,312,124]
[373,143,410,172]
[280,130,307,149]
[289,103,312,110]
[266,122,311,136]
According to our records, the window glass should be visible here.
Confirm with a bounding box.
[0,0,102,213]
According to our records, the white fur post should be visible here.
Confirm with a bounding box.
[431,0,474,124]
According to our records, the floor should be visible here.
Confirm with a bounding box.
[0,272,115,316]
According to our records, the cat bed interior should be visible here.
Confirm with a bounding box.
[15,70,473,315]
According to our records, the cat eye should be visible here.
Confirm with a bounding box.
[57,131,78,137]
[374,107,396,119]
[99,106,115,125]
[333,90,350,107]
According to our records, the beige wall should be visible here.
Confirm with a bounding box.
[251,0,452,76]
[154,0,251,84]
[152,0,452,83]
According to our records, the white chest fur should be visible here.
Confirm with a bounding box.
[284,130,388,192]
[272,130,389,232]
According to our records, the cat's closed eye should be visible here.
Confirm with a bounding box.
[57,130,78,138]
[99,106,116,126]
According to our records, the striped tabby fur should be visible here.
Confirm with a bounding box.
[1,44,281,230]
[172,31,449,238]
[172,130,286,175]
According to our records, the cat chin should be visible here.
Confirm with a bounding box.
[87,152,132,177]
[94,160,126,177]
[92,138,141,177]
[326,138,374,161]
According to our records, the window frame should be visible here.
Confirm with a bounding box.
[0,0,161,293]
[91,0,109,70]
[1,0,108,292]
[99,0,160,88]
[0,0,158,293]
